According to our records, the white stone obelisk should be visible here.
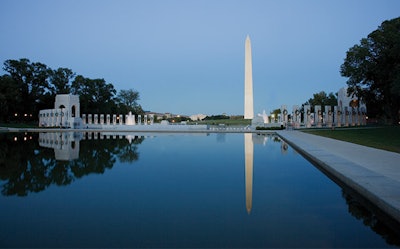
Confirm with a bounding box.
[244,35,254,119]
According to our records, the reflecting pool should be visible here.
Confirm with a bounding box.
[0,132,399,248]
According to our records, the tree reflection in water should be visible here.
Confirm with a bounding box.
[342,189,400,246]
[0,132,144,196]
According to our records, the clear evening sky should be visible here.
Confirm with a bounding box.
[1,0,399,116]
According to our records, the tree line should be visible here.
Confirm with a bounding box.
[0,58,143,123]
[341,17,400,124]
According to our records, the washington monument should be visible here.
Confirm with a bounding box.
[244,35,254,119]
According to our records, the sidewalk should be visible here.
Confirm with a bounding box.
[277,130,400,223]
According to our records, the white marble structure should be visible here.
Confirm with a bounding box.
[344,107,350,126]
[338,87,367,126]
[257,110,269,124]
[334,106,341,127]
[292,105,300,128]
[150,114,154,125]
[39,94,82,128]
[325,106,333,127]
[251,116,265,127]
[280,105,288,124]
[126,112,135,125]
[244,35,254,119]
[106,114,110,125]
[315,105,322,127]
[304,105,311,128]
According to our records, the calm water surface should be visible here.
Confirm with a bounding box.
[0,132,398,248]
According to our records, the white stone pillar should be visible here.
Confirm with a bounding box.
[100,114,104,124]
[82,114,86,124]
[293,105,300,128]
[304,105,311,128]
[281,105,288,124]
[119,114,124,125]
[315,105,322,127]
[344,107,349,127]
[94,114,98,124]
[144,115,148,125]
[150,114,154,125]
[106,114,110,125]
[113,115,117,125]
[88,114,92,124]
[350,107,355,126]
[63,110,69,127]
[325,106,332,127]
[138,115,142,125]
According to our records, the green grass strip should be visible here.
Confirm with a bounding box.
[302,126,400,153]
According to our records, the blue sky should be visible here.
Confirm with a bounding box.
[1,0,399,116]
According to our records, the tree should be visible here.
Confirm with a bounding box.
[0,75,20,121]
[49,67,75,95]
[2,58,51,119]
[71,75,117,114]
[340,17,400,124]
[270,108,281,116]
[303,91,337,111]
[2,58,144,122]
[116,89,140,114]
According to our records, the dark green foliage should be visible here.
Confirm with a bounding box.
[2,59,51,121]
[340,17,400,124]
[255,126,284,130]
[0,58,142,122]
[0,133,144,196]
[71,75,117,114]
[49,67,75,94]
[303,91,337,111]
[167,116,190,123]
[204,114,230,120]
[116,89,143,115]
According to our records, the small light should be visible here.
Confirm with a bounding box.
[14,137,17,141]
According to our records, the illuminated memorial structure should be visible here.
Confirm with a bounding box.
[39,94,82,128]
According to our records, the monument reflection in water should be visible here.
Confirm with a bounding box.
[245,133,253,214]
[0,132,398,248]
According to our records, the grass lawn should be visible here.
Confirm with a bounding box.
[302,126,400,153]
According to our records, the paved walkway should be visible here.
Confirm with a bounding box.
[276,130,400,223]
